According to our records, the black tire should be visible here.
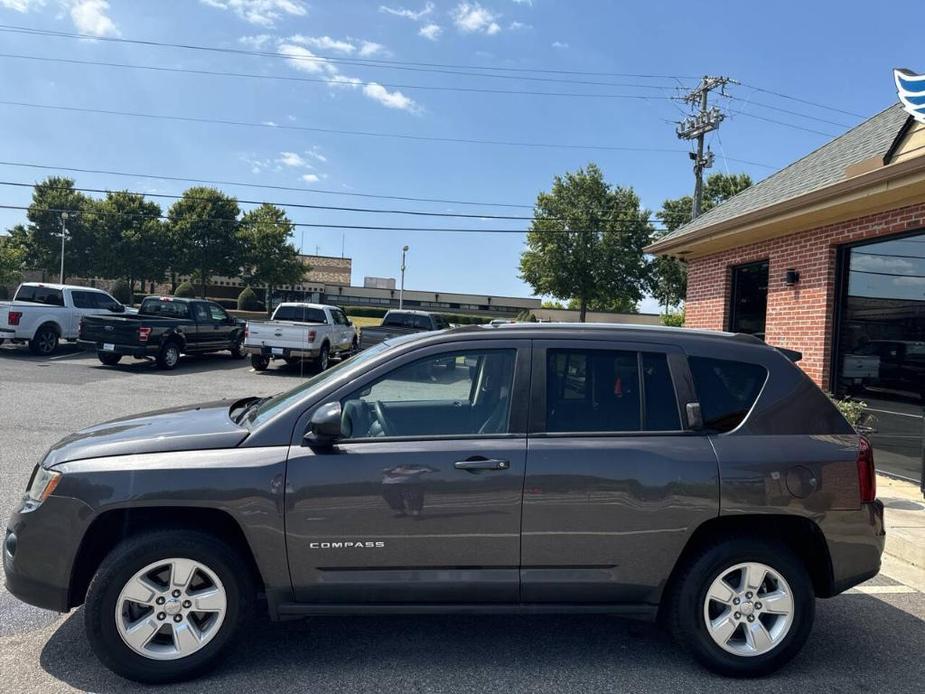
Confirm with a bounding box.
[155,341,181,370]
[28,323,59,356]
[229,334,246,359]
[84,529,255,684]
[666,539,814,677]
[250,354,270,371]
[314,343,330,373]
[98,352,122,366]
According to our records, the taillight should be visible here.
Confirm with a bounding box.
[138,326,152,343]
[307,330,316,343]
[857,435,876,504]
[244,324,249,338]
[8,311,22,326]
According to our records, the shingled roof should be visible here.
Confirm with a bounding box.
[648,103,911,250]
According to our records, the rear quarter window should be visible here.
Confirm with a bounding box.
[14,285,64,306]
[689,356,767,433]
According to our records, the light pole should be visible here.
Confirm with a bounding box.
[399,245,409,309]
[59,212,69,284]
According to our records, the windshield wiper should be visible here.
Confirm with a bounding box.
[230,396,271,425]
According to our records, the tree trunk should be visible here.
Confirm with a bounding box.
[265,285,272,318]
[200,268,207,299]
[579,297,587,323]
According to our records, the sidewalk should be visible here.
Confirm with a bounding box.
[878,474,925,570]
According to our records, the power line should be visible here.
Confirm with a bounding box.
[739,82,866,119]
[0,53,682,100]
[0,160,537,209]
[0,24,864,121]
[0,25,691,90]
[0,203,668,234]
[0,179,539,221]
[725,109,837,137]
[720,93,853,128]
[0,99,777,168]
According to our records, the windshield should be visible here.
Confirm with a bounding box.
[245,333,424,428]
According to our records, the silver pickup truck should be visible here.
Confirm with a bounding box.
[244,302,357,372]
[357,309,449,350]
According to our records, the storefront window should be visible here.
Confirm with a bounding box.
[834,232,925,482]
[728,261,769,339]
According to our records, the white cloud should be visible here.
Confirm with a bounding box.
[301,173,320,183]
[65,0,119,36]
[551,40,569,48]
[278,43,337,75]
[508,20,530,30]
[294,34,357,54]
[418,23,442,40]
[0,0,45,11]
[238,33,272,49]
[452,2,501,35]
[512,0,532,6]
[379,2,433,21]
[278,151,307,167]
[200,0,307,27]
[363,82,419,112]
[358,40,386,57]
[305,147,327,163]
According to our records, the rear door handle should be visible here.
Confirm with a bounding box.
[454,457,510,471]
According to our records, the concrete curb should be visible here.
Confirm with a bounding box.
[878,474,925,569]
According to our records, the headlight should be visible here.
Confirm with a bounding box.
[24,466,61,507]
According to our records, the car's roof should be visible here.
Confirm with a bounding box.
[276,302,331,310]
[141,295,202,303]
[20,282,106,292]
[385,309,436,316]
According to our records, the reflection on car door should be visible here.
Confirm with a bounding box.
[520,339,719,604]
[285,339,530,603]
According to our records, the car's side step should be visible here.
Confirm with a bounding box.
[275,602,658,618]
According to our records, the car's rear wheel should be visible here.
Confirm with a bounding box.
[98,352,122,366]
[666,539,813,677]
[29,324,59,355]
[314,343,330,372]
[156,342,181,370]
[250,354,269,371]
[84,530,254,684]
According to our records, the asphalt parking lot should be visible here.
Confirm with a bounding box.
[1,343,924,693]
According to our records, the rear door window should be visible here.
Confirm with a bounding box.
[15,285,64,306]
[688,357,767,433]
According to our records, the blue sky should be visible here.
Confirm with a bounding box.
[0,0,922,312]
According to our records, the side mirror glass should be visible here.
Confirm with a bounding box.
[305,401,343,447]
[686,402,704,431]
[112,304,126,313]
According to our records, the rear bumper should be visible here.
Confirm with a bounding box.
[820,499,886,596]
[244,344,321,359]
[77,339,157,358]
[0,327,24,340]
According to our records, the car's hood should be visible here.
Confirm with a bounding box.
[43,400,249,467]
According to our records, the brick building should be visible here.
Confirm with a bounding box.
[647,104,925,482]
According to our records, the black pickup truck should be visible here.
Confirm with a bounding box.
[78,296,246,369]
[357,309,449,350]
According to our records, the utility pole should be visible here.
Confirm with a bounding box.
[399,245,409,309]
[59,211,69,284]
[676,75,734,219]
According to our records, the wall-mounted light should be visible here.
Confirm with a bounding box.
[785,269,800,286]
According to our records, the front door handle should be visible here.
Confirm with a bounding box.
[454,457,510,471]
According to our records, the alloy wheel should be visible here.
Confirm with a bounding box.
[38,330,57,354]
[703,562,794,657]
[114,558,227,661]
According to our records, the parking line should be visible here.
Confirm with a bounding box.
[848,585,918,595]
[48,352,85,361]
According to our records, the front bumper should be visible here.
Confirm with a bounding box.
[4,494,93,612]
[244,344,321,359]
[821,499,886,596]
[77,339,158,358]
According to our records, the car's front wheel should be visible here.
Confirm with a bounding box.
[84,530,254,684]
[666,539,813,677]
[250,354,269,371]
[229,335,246,359]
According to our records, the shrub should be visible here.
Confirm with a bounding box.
[174,281,196,298]
[110,279,132,305]
[831,395,868,427]
[342,306,388,318]
[0,285,9,301]
[237,286,261,311]
[661,310,685,327]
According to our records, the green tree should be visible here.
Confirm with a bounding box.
[519,164,651,322]
[25,177,96,280]
[648,173,753,312]
[174,280,196,298]
[237,286,260,311]
[237,203,306,315]
[92,191,170,294]
[567,297,638,314]
[167,187,241,298]
[0,229,27,293]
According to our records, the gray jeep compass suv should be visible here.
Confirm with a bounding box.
[4,324,884,682]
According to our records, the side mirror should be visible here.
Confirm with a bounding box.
[686,402,704,431]
[112,304,126,313]
[304,401,343,447]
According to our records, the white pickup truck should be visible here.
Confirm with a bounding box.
[244,302,357,372]
[0,282,129,355]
